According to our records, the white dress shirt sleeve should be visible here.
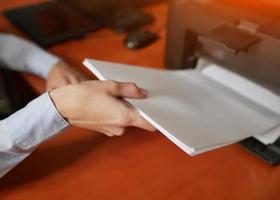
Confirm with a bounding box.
[0,33,69,178]
[0,33,61,78]
[0,93,69,178]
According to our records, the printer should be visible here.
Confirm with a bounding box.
[165,0,280,165]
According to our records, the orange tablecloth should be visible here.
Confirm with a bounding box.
[0,1,279,200]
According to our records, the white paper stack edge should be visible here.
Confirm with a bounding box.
[202,64,280,145]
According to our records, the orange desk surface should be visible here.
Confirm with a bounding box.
[0,1,280,200]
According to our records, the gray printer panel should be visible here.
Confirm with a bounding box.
[165,0,280,93]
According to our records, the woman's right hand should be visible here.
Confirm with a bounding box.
[49,80,156,137]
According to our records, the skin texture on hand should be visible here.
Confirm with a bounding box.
[46,61,89,91]
[50,80,156,137]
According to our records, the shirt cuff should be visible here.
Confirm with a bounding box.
[6,93,69,150]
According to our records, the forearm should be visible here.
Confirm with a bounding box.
[0,93,69,178]
[0,34,61,78]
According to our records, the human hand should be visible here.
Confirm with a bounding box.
[50,80,156,136]
[46,61,89,91]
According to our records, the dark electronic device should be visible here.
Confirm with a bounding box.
[240,138,280,166]
[122,0,167,7]
[59,0,155,33]
[124,30,158,49]
[165,0,280,165]
[3,1,99,47]
[3,0,157,47]
[108,6,154,33]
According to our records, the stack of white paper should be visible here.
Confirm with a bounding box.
[83,59,280,155]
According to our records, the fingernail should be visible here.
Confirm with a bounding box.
[141,89,149,97]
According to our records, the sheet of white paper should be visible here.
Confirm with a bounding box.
[202,64,280,144]
[83,59,280,155]
[254,125,280,145]
[202,64,280,115]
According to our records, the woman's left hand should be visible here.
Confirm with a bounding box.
[46,61,89,91]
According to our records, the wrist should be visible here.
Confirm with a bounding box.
[49,89,67,120]
[29,51,61,79]
[47,60,63,77]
